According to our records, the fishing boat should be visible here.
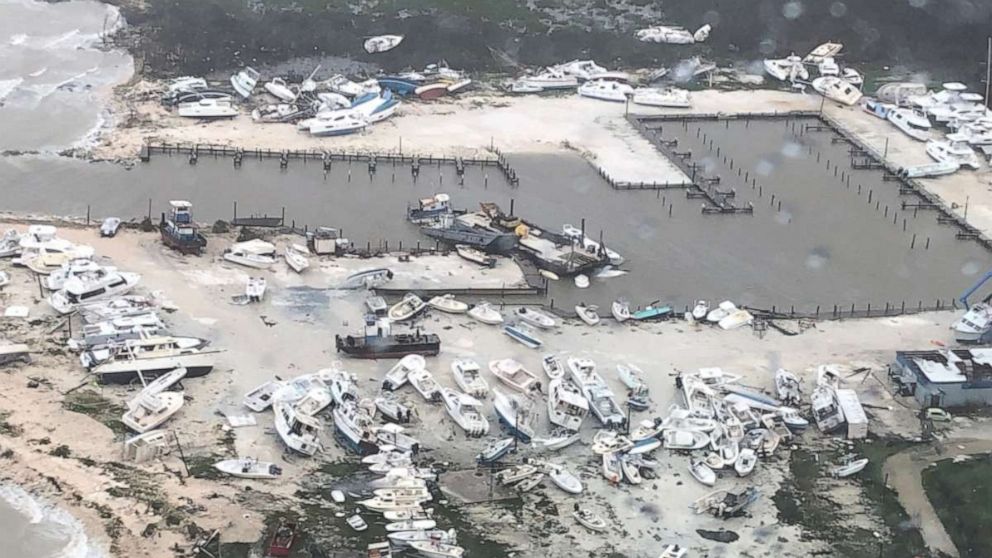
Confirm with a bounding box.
[477,437,515,463]
[383,354,425,391]
[689,459,716,486]
[562,224,623,265]
[122,391,184,433]
[663,429,710,450]
[517,307,556,329]
[48,271,141,314]
[887,107,932,141]
[374,396,414,423]
[244,381,280,412]
[100,217,121,237]
[159,201,207,256]
[547,378,589,431]
[578,79,634,102]
[284,244,310,273]
[336,318,440,359]
[223,239,278,269]
[467,302,503,325]
[454,244,495,267]
[612,298,631,322]
[926,135,981,169]
[214,458,283,479]
[492,388,536,442]
[176,98,239,118]
[489,359,540,392]
[408,368,442,402]
[366,295,388,316]
[428,294,468,314]
[573,507,608,532]
[541,354,564,380]
[267,521,297,557]
[407,541,464,558]
[333,401,379,455]
[575,303,600,325]
[230,67,260,97]
[450,359,489,398]
[546,463,583,494]
[364,34,405,53]
[407,193,456,224]
[274,402,322,456]
[735,448,758,476]
[631,87,691,108]
[388,293,428,322]
[812,76,863,106]
[441,388,489,437]
[503,325,543,349]
[831,456,869,478]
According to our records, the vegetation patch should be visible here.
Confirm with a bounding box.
[922,455,992,558]
[63,390,129,435]
[0,411,23,437]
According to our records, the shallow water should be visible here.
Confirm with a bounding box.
[0,483,105,558]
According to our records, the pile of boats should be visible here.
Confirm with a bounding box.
[635,23,712,45]
[763,42,864,106]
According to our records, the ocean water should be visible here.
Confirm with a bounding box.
[0,0,134,153]
[0,483,105,558]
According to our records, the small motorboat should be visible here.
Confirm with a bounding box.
[689,459,716,486]
[531,429,581,451]
[385,519,437,533]
[477,437,515,463]
[616,363,646,391]
[264,77,298,102]
[308,112,367,137]
[450,358,489,398]
[489,359,540,392]
[214,457,282,479]
[578,79,634,102]
[267,521,298,557]
[440,388,489,437]
[691,300,709,320]
[374,395,414,423]
[407,541,465,558]
[230,67,260,98]
[541,354,564,380]
[663,429,710,450]
[706,300,737,322]
[245,277,266,303]
[636,25,695,44]
[546,463,583,494]
[366,295,388,316]
[804,41,844,64]
[575,303,600,325]
[383,508,432,522]
[516,473,545,492]
[573,507,608,532]
[812,76,863,106]
[284,244,310,273]
[492,388,536,442]
[364,34,404,54]
[224,239,278,269]
[612,298,631,322]
[516,307,556,329]
[383,354,425,391]
[619,455,643,485]
[177,98,239,118]
[719,309,754,330]
[387,529,456,547]
[468,302,503,325]
[415,83,449,101]
[387,293,427,322]
[602,451,622,483]
[574,274,590,288]
[735,448,758,477]
[455,244,495,266]
[631,87,691,108]
[100,217,121,238]
[632,303,671,321]
[428,294,468,314]
[831,456,869,478]
[122,392,184,433]
[503,325,543,349]
[338,268,393,290]
[244,381,280,412]
[497,464,540,485]
[408,368,442,402]
[346,514,368,531]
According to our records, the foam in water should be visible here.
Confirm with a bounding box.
[0,483,106,558]
[0,77,23,102]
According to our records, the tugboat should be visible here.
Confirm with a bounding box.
[407,193,462,224]
[335,316,440,359]
[159,201,207,255]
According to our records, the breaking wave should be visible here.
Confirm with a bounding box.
[0,483,106,558]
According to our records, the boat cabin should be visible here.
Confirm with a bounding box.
[160,200,207,255]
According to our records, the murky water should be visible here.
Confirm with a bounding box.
[0,483,105,558]
[1,128,984,313]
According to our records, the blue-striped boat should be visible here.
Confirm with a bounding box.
[503,325,542,349]
[377,77,421,96]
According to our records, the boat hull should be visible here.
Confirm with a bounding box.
[335,334,440,359]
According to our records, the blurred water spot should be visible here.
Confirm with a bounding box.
[755,159,774,176]
[806,247,830,269]
[759,38,777,56]
[782,1,804,19]
[781,141,802,158]
[746,59,765,76]
[830,1,848,17]
[908,0,927,7]
[962,260,982,276]
[774,209,793,224]
[703,10,721,26]
[635,221,658,241]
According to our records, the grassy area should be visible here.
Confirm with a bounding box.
[922,456,992,558]
[63,390,129,436]
[773,439,929,558]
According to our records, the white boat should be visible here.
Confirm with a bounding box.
[779,407,809,432]
[617,363,646,391]
[488,359,539,392]
[502,324,543,349]
[735,448,757,476]
[953,303,992,343]
[223,240,277,269]
[554,60,608,80]
[244,380,280,412]
[366,295,388,315]
[518,68,578,90]
[812,76,863,106]
[804,41,843,63]
[811,385,844,433]
[718,309,754,330]
[245,277,266,303]
[382,507,431,522]
[327,369,359,407]
[48,271,141,314]
[364,34,404,53]
[775,368,802,405]
[497,464,540,485]
[383,354,425,391]
[374,423,421,453]
[100,217,121,237]
[230,67,260,97]
[274,402,322,456]
[388,293,427,322]
[620,455,642,485]
[548,378,589,430]
[177,98,239,118]
[573,508,608,532]
[441,388,489,437]
[689,459,716,486]
[900,161,960,178]
[706,300,737,322]
[0,230,20,258]
[454,244,495,267]
[817,57,839,77]
[831,456,869,478]
[888,108,932,141]
[81,335,208,368]
[264,77,298,102]
[492,388,536,442]
[450,359,489,398]
[284,244,310,273]
[408,368,442,402]
[578,79,634,102]
[407,541,464,558]
[122,391,184,433]
[636,25,695,44]
[350,89,401,123]
[477,437,515,463]
[387,529,456,547]
[345,515,367,532]
[546,463,582,494]
[926,136,981,170]
[590,430,633,455]
[428,294,468,314]
[693,23,712,42]
[763,54,809,82]
[309,112,367,137]
[575,304,599,325]
[44,259,115,291]
[467,302,503,325]
[541,354,564,380]
[562,224,623,265]
[531,429,581,451]
[214,458,282,479]
[663,429,710,450]
[509,81,544,94]
[574,274,589,289]
[691,300,709,320]
[516,307,556,329]
[334,401,379,454]
[374,396,414,423]
[612,298,631,322]
[322,75,367,97]
[360,495,430,512]
[631,87,691,108]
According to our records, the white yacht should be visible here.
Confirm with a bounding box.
[817,57,839,77]
[308,112,367,137]
[223,239,278,269]
[763,54,808,82]
[812,76,863,106]
[333,401,379,454]
[440,388,489,437]
[887,108,932,141]
[952,303,992,343]
[81,334,208,368]
[230,67,260,98]
[631,87,691,108]
[275,401,322,456]
[177,98,238,118]
[450,358,489,398]
[926,135,980,170]
[554,60,608,81]
[48,271,141,314]
[44,259,115,291]
[364,34,404,54]
[68,314,165,350]
[518,68,579,90]
[577,80,634,103]
[635,25,695,44]
[547,378,589,431]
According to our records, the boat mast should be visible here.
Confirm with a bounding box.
[987,36,992,109]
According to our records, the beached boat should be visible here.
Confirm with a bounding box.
[763,54,808,82]
[492,388,536,442]
[450,359,489,398]
[100,217,121,237]
[407,541,464,558]
[244,381,280,412]
[659,544,688,558]
[415,83,449,100]
[620,454,642,485]
[383,354,425,391]
[612,298,631,322]
[811,385,844,433]
[388,293,427,322]
[517,68,579,90]
[706,300,737,322]
[531,429,581,451]
[516,472,545,492]
[48,271,141,314]
[617,363,647,392]
[804,41,843,63]
[267,521,297,557]
[575,303,600,325]
[775,368,802,405]
[374,423,421,453]
[385,518,438,533]
[547,378,589,431]
[366,295,388,316]
[692,486,760,518]
[408,368,442,402]
[230,67,260,97]
[428,294,468,314]
[636,25,695,44]
[496,464,540,485]
[308,112,367,136]
[44,259,114,291]
[91,350,214,385]
[631,87,691,108]
[578,79,634,102]
[735,448,758,476]
[953,303,992,343]
[503,325,543,349]
[0,230,20,258]
[718,309,754,330]
[812,76,863,106]
[454,244,495,267]
[546,463,583,494]
[364,34,404,53]
[223,240,277,269]
[926,136,981,170]
[333,401,379,455]
[243,277,266,303]
[382,507,432,522]
[888,107,932,141]
[408,193,456,224]
[336,324,440,359]
[517,307,556,329]
[831,456,869,478]
[573,507,609,532]
[159,201,207,256]
[541,354,564,380]
[81,335,208,368]
[350,89,400,123]
[374,396,414,423]
[477,437,515,463]
[346,515,368,532]
[214,458,283,479]
[663,429,710,450]
[122,391,184,433]
[284,244,310,273]
[900,160,961,178]
[632,303,671,321]
[441,388,489,437]
[387,529,456,547]
[489,359,540,392]
[468,302,503,325]
[176,98,239,118]
[274,402,322,456]
[689,459,716,486]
